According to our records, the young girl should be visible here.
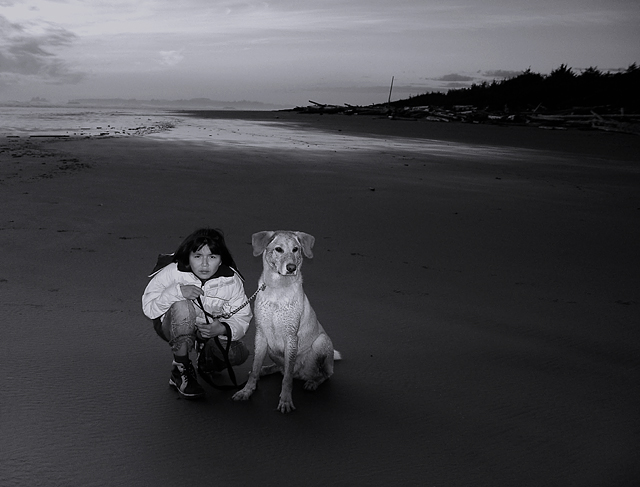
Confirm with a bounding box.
[142,228,252,399]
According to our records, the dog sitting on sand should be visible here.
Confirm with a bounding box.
[232,231,340,413]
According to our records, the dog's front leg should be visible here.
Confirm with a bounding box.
[233,327,267,402]
[278,329,298,413]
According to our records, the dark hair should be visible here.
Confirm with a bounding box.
[174,228,238,273]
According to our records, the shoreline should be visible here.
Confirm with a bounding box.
[173,109,640,161]
[3,107,640,162]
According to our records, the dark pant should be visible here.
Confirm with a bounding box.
[152,301,249,370]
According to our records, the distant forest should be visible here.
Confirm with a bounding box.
[392,64,640,113]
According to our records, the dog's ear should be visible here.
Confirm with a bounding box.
[295,232,315,258]
[252,231,274,257]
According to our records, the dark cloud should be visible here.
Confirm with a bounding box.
[482,69,523,79]
[0,15,85,84]
[443,82,472,89]
[435,73,475,82]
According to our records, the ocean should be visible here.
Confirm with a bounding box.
[1,106,180,137]
[1,105,543,160]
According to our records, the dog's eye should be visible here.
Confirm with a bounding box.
[292,247,299,253]
[275,247,284,253]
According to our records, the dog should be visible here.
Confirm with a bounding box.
[232,231,340,413]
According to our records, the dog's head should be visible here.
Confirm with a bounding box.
[252,231,314,276]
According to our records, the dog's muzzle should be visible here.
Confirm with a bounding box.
[268,256,299,276]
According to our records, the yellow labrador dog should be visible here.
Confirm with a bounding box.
[233,231,340,413]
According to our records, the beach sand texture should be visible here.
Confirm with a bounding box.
[1,111,639,486]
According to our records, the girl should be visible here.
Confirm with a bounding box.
[142,228,252,399]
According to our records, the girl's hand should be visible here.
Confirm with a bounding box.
[180,284,203,299]
[196,320,225,339]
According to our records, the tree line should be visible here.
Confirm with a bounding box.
[393,64,640,113]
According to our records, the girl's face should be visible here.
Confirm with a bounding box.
[189,245,221,280]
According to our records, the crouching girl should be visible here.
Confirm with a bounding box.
[142,228,252,399]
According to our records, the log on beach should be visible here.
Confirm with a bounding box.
[1,115,639,486]
[28,134,71,138]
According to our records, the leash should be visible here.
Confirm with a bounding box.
[193,283,265,390]
[211,283,266,320]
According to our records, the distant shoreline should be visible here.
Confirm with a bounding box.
[2,106,639,164]
[170,109,640,162]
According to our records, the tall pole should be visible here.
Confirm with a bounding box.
[388,76,395,105]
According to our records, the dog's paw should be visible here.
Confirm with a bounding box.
[232,388,254,401]
[303,379,320,391]
[277,397,296,413]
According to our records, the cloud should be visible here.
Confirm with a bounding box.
[482,69,523,79]
[435,73,475,82]
[159,49,184,66]
[0,14,85,84]
[443,82,472,89]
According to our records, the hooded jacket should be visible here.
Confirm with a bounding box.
[142,262,252,341]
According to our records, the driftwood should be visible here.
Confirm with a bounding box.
[291,102,639,134]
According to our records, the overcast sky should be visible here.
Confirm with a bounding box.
[1,0,638,106]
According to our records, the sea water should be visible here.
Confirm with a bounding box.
[0,106,179,137]
[1,105,541,161]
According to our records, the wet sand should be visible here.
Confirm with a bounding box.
[1,113,639,486]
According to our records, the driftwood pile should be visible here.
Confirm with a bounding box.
[292,101,640,135]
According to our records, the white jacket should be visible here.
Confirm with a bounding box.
[142,262,252,341]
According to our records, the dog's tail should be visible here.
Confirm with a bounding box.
[333,350,342,361]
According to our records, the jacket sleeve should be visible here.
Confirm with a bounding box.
[141,266,186,320]
[222,275,253,341]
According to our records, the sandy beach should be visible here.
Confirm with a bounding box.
[1,111,639,486]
